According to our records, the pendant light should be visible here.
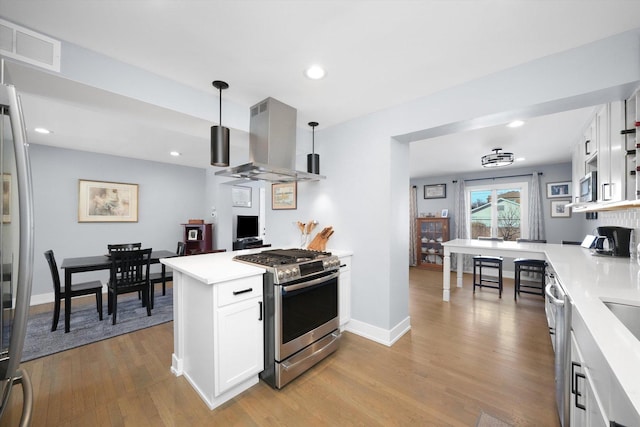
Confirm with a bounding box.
[481,148,514,168]
[211,80,230,167]
[307,121,320,174]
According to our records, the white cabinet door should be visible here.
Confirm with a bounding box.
[572,140,582,203]
[597,105,612,202]
[570,332,609,427]
[339,256,352,329]
[609,101,625,202]
[215,296,264,396]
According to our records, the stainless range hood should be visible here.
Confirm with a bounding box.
[215,97,325,182]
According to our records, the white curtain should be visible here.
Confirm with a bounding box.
[410,186,417,266]
[452,179,472,272]
[528,171,545,240]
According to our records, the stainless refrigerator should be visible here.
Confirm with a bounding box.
[0,79,36,425]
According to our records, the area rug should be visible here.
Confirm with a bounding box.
[21,289,173,362]
[476,411,513,427]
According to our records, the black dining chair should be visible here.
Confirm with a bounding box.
[149,242,185,307]
[44,250,103,332]
[107,242,142,253]
[108,248,152,325]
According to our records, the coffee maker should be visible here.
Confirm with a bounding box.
[594,226,633,257]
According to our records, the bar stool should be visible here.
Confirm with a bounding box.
[473,256,504,297]
[514,258,547,300]
[514,238,548,300]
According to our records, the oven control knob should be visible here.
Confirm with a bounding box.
[284,269,292,278]
[277,270,285,280]
[290,267,299,277]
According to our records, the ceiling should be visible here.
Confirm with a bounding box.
[1,1,640,177]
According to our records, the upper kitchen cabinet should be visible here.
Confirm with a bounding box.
[572,101,627,205]
[598,101,626,203]
[624,91,638,200]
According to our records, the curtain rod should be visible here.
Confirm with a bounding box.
[452,172,542,183]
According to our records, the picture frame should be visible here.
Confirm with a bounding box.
[441,209,449,218]
[187,229,199,240]
[550,200,571,218]
[424,183,446,199]
[78,179,139,222]
[547,181,572,199]
[272,182,297,210]
[3,174,10,224]
[232,185,252,208]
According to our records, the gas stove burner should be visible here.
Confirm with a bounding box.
[235,248,331,267]
[233,248,339,283]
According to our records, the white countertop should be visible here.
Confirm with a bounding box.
[160,249,265,284]
[444,239,640,415]
[543,244,640,414]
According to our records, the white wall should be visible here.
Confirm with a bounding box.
[30,144,206,303]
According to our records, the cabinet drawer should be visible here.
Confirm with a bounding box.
[216,276,263,307]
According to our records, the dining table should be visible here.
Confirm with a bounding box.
[60,249,177,333]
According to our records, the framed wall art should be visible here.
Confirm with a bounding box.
[78,179,139,222]
[547,181,571,198]
[272,182,297,210]
[232,185,252,208]
[550,200,571,218]
[424,183,446,199]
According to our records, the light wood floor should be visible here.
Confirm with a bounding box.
[2,268,560,426]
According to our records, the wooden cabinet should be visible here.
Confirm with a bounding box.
[416,218,449,271]
[183,223,213,254]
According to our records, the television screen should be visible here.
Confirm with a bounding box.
[236,215,259,239]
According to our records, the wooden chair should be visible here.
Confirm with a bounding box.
[149,242,186,307]
[108,248,152,325]
[44,250,103,332]
[473,237,504,297]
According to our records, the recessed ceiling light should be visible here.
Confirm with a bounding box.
[34,127,51,134]
[516,157,525,162]
[305,65,327,80]
[507,120,525,128]
[170,151,181,157]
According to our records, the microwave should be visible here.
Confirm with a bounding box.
[579,171,597,202]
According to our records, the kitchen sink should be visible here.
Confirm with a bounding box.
[602,300,640,341]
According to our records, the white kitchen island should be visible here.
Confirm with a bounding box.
[161,250,266,410]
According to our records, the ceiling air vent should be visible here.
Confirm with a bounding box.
[0,18,61,72]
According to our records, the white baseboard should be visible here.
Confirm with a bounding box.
[345,316,411,347]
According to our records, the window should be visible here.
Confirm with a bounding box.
[467,182,529,241]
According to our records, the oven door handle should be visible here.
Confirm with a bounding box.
[281,331,341,371]
[545,282,565,307]
[282,271,340,292]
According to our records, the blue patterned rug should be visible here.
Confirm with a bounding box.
[21,289,173,362]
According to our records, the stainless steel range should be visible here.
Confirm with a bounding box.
[234,248,341,388]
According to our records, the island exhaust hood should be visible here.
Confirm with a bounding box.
[215,97,326,182]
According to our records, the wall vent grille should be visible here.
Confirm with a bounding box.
[0,18,61,72]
